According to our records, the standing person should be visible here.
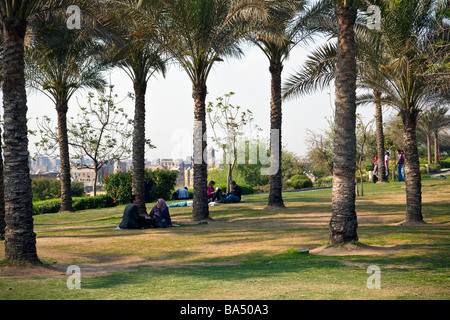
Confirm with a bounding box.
[373,155,379,183]
[397,150,405,182]
[118,195,152,229]
[222,181,242,203]
[207,181,222,202]
[149,198,172,228]
[385,151,390,180]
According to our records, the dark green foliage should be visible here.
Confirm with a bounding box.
[31,177,85,201]
[288,175,313,189]
[216,183,254,195]
[32,194,116,215]
[102,169,178,205]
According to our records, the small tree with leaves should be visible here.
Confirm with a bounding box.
[37,86,151,196]
[207,92,257,193]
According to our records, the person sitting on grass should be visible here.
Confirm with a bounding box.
[221,181,242,203]
[207,180,222,202]
[118,195,152,229]
[149,198,172,228]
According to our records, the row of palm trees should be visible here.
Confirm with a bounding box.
[0,0,448,262]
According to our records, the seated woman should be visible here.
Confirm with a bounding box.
[149,198,173,228]
[118,195,152,229]
[207,180,222,202]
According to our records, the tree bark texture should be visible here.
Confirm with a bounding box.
[374,90,387,181]
[267,62,285,208]
[402,113,423,222]
[0,126,5,238]
[433,132,438,164]
[56,102,73,212]
[329,3,358,245]
[2,19,39,262]
[192,85,209,220]
[132,83,148,215]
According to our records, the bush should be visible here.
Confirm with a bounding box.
[314,176,333,187]
[439,157,450,168]
[102,169,178,205]
[32,194,116,215]
[288,175,313,189]
[31,177,85,201]
[216,183,254,195]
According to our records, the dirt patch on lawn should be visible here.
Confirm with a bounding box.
[310,242,401,256]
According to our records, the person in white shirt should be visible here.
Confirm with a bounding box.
[385,152,390,179]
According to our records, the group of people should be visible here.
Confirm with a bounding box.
[373,149,405,183]
[117,195,173,230]
[117,180,243,230]
[207,180,242,203]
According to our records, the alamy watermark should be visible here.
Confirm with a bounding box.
[190,121,279,175]
[66,265,81,289]
[366,5,381,31]
[366,265,381,289]
[66,5,81,30]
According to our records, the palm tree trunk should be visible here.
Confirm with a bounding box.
[0,125,5,239]
[132,82,148,215]
[267,62,285,208]
[56,102,73,212]
[374,90,387,182]
[426,134,432,164]
[433,131,439,165]
[329,2,358,245]
[2,19,38,262]
[402,113,423,223]
[192,85,209,220]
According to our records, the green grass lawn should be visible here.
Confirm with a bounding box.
[0,178,449,300]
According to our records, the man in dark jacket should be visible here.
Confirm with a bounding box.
[118,195,152,229]
[222,181,242,203]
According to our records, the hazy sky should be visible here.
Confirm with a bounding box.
[23,39,383,163]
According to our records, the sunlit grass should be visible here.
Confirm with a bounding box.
[0,178,449,299]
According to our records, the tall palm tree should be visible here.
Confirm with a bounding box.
[251,0,327,209]
[0,0,98,262]
[369,0,448,223]
[283,1,391,183]
[26,13,108,212]
[328,0,358,244]
[103,0,167,215]
[157,0,268,220]
[418,106,450,165]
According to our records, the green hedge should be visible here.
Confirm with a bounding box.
[439,158,450,168]
[32,194,116,216]
[288,175,313,189]
[102,169,178,205]
[216,183,254,195]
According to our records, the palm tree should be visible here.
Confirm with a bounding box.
[370,0,448,223]
[103,0,167,215]
[418,106,450,165]
[251,0,327,209]
[283,1,391,183]
[284,0,359,244]
[157,0,268,220]
[0,0,98,262]
[26,13,108,212]
[327,0,359,244]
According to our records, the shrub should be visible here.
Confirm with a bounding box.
[102,169,178,205]
[288,175,313,189]
[314,176,333,187]
[216,183,254,195]
[31,177,85,201]
[439,157,450,168]
[32,194,116,215]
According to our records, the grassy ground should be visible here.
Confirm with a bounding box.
[0,178,449,300]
